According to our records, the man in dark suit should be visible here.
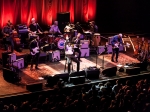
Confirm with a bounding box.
[29,36,40,70]
[111,33,123,62]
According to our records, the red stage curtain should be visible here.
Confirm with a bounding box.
[0,0,96,28]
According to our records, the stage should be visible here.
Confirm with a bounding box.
[0,50,142,97]
[0,34,150,97]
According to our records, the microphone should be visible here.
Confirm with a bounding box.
[37,23,43,32]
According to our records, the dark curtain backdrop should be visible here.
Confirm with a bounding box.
[0,0,96,28]
[96,0,150,33]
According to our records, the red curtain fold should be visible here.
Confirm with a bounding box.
[0,0,96,28]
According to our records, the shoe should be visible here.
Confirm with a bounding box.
[111,59,114,62]
[79,59,82,62]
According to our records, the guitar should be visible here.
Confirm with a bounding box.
[31,47,40,55]
[113,42,130,48]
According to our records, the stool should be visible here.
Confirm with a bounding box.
[64,57,73,73]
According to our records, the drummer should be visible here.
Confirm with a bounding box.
[49,21,62,37]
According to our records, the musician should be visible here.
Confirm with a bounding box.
[65,42,80,73]
[75,22,83,33]
[28,18,43,40]
[2,20,15,52]
[64,22,72,33]
[49,21,62,36]
[29,36,40,70]
[111,33,123,62]
[89,21,98,33]
[72,31,84,44]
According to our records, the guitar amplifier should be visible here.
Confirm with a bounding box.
[80,40,89,49]
[48,50,60,62]
[106,45,112,53]
[80,48,90,57]
[97,46,105,54]
[8,53,16,63]
[13,58,24,69]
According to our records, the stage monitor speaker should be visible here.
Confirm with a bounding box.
[125,67,140,75]
[133,62,148,71]
[102,66,117,77]
[57,12,70,23]
[69,76,85,85]
[3,68,21,83]
[57,73,69,82]
[46,75,60,87]
[69,70,86,77]
[85,68,100,79]
[26,82,43,92]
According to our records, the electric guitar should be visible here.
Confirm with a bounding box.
[113,42,130,48]
[30,47,40,55]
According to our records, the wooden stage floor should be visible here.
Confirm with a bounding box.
[0,34,148,97]
[0,51,141,97]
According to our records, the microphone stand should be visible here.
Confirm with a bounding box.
[96,45,107,69]
[37,23,43,32]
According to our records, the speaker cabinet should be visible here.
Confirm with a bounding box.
[69,70,86,77]
[69,76,85,85]
[57,12,70,23]
[3,68,21,83]
[102,66,117,77]
[57,12,70,33]
[57,73,69,82]
[46,75,60,87]
[125,67,140,75]
[133,62,148,71]
[85,68,100,79]
[26,82,43,91]
[2,51,12,67]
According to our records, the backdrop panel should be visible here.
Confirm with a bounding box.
[0,0,96,28]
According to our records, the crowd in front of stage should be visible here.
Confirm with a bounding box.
[0,77,150,112]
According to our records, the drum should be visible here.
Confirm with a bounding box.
[57,38,65,49]
[54,37,60,43]
[12,30,18,38]
[13,38,21,46]
[92,33,101,47]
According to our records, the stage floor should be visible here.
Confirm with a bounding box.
[0,34,149,97]
[0,52,140,97]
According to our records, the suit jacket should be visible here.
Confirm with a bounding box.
[111,35,123,47]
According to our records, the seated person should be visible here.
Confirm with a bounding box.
[49,21,62,37]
